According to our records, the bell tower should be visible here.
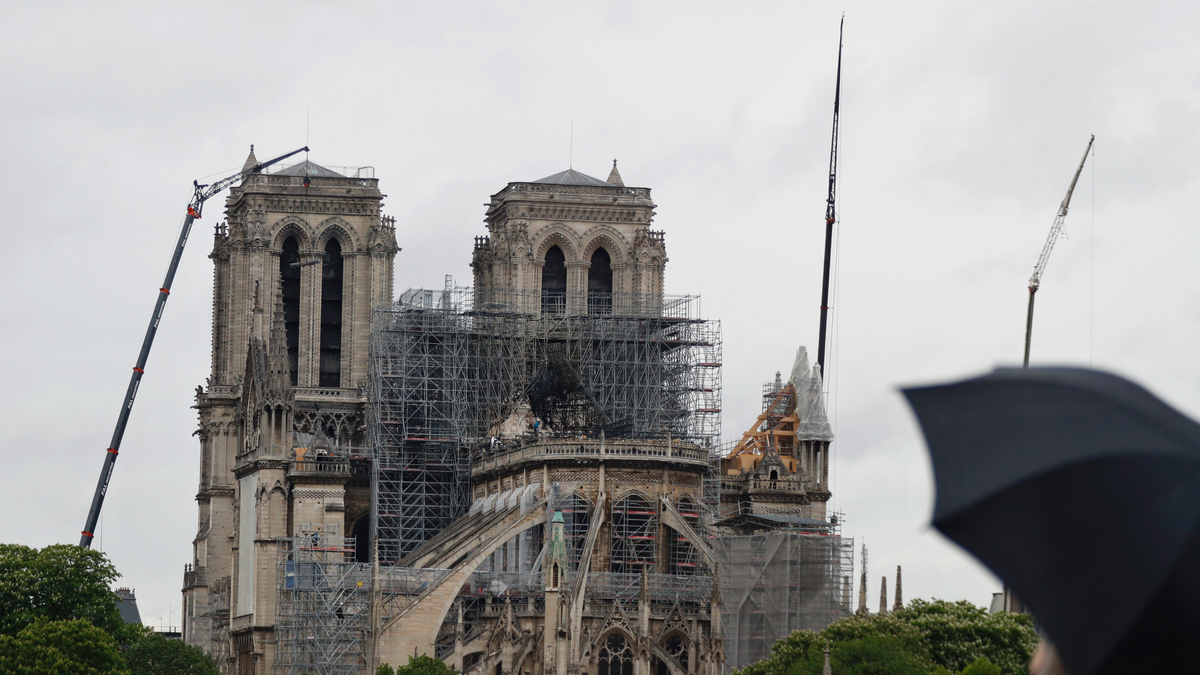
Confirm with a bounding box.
[470,162,667,314]
[183,148,398,665]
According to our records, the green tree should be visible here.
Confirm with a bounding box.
[739,629,822,675]
[122,627,220,675]
[0,618,128,675]
[960,657,1002,675]
[737,615,932,675]
[377,655,456,675]
[830,634,933,675]
[0,544,124,637]
[735,600,1036,675]
[893,599,1037,675]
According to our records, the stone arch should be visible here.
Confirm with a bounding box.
[534,226,579,261]
[650,639,688,675]
[377,503,546,658]
[580,226,629,263]
[270,216,312,250]
[611,487,654,505]
[316,216,359,252]
[610,492,658,574]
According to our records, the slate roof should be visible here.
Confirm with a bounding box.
[115,588,142,624]
[532,168,613,187]
[275,160,345,178]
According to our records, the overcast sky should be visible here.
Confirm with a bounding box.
[3,1,1199,630]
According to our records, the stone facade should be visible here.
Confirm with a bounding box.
[181,150,398,673]
[375,165,721,675]
[471,164,667,314]
[184,160,729,675]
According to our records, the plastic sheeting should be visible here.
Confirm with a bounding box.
[788,347,834,441]
[787,345,835,441]
[715,530,854,671]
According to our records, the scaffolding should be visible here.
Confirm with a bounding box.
[670,495,704,575]
[274,526,370,675]
[610,492,658,574]
[181,568,230,668]
[370,286,722,562]
[715,527,855,672]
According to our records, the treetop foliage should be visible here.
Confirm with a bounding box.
[0,543,124,638]
[123,627,221,675]
[0,543,219,675]
[376,654,458,675]
[735,599,1038,675]
[0,618,128,675]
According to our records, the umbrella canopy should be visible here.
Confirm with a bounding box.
[903,367,1200,675]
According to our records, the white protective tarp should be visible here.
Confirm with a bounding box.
[788,346,834,441]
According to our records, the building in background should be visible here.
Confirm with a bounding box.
[183,157,851,675]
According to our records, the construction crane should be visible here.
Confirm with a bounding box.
[1022,135,1094,368]
[816,15,844,377]
[79,146,308,548]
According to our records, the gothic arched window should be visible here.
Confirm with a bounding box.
[656,634,689,675]
[319,238,344,387]
[598,633,634,675]
[562,491,591,571]
[610,493,657,574]
[588,247,613,314]
[280,236,301,386]
[542,245,567,315]
[352,514,370,563]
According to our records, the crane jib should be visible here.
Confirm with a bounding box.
[816,16,843,377]
[78,145,308,549]
[1023,135,1094,368]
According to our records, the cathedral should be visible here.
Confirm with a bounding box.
[182,151,851,675]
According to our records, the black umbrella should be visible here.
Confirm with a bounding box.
[903,367,1200,675]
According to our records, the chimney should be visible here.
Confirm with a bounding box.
[893,565,903,612]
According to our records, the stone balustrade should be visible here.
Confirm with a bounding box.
[471,436,710,475]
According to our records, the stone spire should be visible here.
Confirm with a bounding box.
[879,576,889,615]
[893,565,903,612]
[252,280,264,341]
[856,571,868,616]
[545,511,569,590]
[266,281,292,392]
[822,641,832,675]
[606,159,624,187]
[241,144,258,173]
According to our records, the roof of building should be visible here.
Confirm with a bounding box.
[115,587,142,624]
[606,160,624,187]
[275,159,345,178]
[532,168,614,187]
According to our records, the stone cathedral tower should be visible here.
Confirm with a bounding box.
[182,149,398,669]
[471,162,667,312]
